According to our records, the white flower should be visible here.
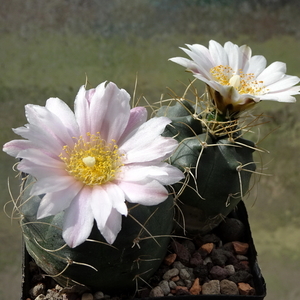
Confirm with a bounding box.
[170,40,300,114]
[3,81,184,248]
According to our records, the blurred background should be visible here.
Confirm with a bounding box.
[1,1,300,299]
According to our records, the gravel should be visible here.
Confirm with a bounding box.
[24,217,258,299]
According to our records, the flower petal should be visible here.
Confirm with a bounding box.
[209,40,228,66]
[45,97,80,138]
[257,61,287,84]
[118,106,148,145]
[90,186,113,231]
[183,45,214,77]
[13,124,63,156]
[120,116,176,163]
[224,41,243,72]
[62,187,94,248]
[17,148,63,168]
[121,163,184,185]
[89,82,131,142]
[30,175,77,195]
[17,159,67,179]
[103,183,127,216]
[25,104,75,147]
[260,86,299,102]
[169,57,200,74]
[74,85,94,136]
[118,179,169,206]
[247,55,267,76]
[239,44,252,69]
[100,208,122,244]
[265,75,300,92]
[3,139,36,157]
[123,136,178,164]
[37,181,82,219]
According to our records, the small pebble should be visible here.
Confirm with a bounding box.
[30,283,46,298]
[164,253,177,266]
[202,280,220,295]
[211,248,232,266]
[171,241,191,264]
[81,293,93,300]
[201,243,214,254]
[220,279,239,295]
[173,261,185,270]
[232,241,249,255]
[168,281,177,289]
[182,240,196,254]
[159,280,170,295]
[224,264,235,276]
[189,278,201,295]
[93,291,105,300]
[149,286,164,297]
[228,270,253,283]
[193,264,208,279]
[175,280,185,286]
[163,268,179,280]
[184,279,192,289]
[239,260,250,270]
[190,251,203,267]
[179,268,190,280]
[223,242,234,252]
[236,254,248,261]
[63,292,78,300]
[171,275,180,282]
[218,218,245,242]
[210,265,229,280]
[174,286,190,295]
[238,282,255,295]
[203,256,212,265]
[186,267,195,279]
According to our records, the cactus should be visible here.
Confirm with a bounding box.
[157,94,256,234]
[21,174,174,294]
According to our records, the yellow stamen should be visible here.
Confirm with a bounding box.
[210,65,267,95]
[60,133,123,186]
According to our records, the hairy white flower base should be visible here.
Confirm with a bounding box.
[3,81,183,248]
[170,40,300,113]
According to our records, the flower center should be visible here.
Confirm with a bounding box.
[60,133,123,186]
[210,65,267,95]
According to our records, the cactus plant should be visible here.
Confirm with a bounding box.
[157,97,256,234]
[20,174,174,293]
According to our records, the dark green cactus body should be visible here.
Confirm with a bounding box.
[21,175,174,293]
[157,100,256,234]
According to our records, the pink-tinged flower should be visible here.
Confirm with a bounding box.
[170,40,300,114]
[3,81,184,248]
